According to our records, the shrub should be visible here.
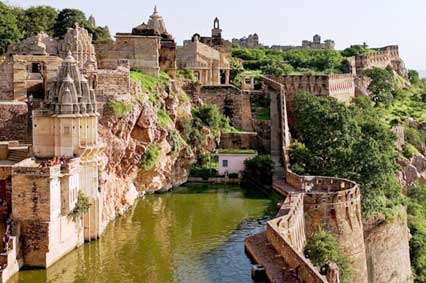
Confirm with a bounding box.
[69,191,91,221]
[190,165,218,180]
[228,173,239,178]
[157,110,173,127]
[141,144,159,171]
[403,143,418,159]
[365,67,395,106]
[177,68,196,81]
[404,126,425,152]
[304,229,353,283]
[107,100,132,117]
[243,155,274,185]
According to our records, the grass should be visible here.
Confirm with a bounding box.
[130,70,170,95]
[218,149,257,154]
[157,110,173,127]
[107,100,133,117]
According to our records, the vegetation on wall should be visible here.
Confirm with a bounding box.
[141,144,159,171]
[69,191,91,221]
[304,229,353,283]
[106,100,133,117]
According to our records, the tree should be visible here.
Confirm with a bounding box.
[0,2,21,53]
[90,26,112,43]
[304,229,353,283]
[292,91,402,217]
[20,6,58,37]
[408,69,420,85]
[53,8,88,38]
[365,67,395,106]
[341,44,371,57]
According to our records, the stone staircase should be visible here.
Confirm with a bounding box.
[7,147,29,163]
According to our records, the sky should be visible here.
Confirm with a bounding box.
[6,0,426,70]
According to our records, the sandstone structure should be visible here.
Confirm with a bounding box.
[95,6,177,76]
[184,18,232,57]
[232,34,262,49]
[271,34,335,51]
[177,37,230,85]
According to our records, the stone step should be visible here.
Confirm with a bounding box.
[7,149,29,162]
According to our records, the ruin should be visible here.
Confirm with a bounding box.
[177,37,230,85]
[95,6,177,77]
[232,34,262,49]
[184,18,232,57]
[271,34,335,51]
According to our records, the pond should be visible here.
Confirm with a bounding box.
[11,184,277,283]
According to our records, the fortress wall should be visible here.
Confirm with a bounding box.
[355,46,401,74]
[364,208,413,283]
[196,85,253,131]
[95,36,160,76]
[0,61,13,101]
[285,171,368,283]
[97,68,131,98]
[265,193,328,283]
[0,102,28,142]
[270,74,354,126]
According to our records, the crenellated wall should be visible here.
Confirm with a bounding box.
[270,74,355,126]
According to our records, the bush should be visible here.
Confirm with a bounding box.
[157,110,173,127]
[304,229,353,283]
[365,67,395,106]
[403,143,418,159]
[228,173,239,178]
[243,155,274,184]
[177,68,196,81]
[141,144,159,171]
[407,183,426,282]
[107,100,133,117]
[68,191,91,221]
[190,165,218,180]
[404,126,425,152]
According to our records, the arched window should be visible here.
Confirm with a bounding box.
[214,17,220,29]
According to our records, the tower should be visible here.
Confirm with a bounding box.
[212,17,222,41]
[147,6,168,35]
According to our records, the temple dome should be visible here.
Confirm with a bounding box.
[148,6,167,35]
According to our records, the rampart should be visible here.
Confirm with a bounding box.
[270,74,355,126]
[355,45,406,77]
[265,193,328,283]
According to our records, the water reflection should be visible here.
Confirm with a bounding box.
[11,184,275,283]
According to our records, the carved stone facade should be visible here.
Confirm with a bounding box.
[177,39,230,85]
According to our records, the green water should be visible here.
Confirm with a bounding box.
[11,184,277,283]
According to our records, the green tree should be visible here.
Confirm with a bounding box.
[53,8,88,38]
[408,70,420,85]
[341,44,371,57]
[305,229,353,283]
[365,67,395,106]
[0,2,21,53]
[20,6,58,37]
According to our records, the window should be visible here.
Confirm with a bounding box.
[63,126,71,135]
[222,160,228,167]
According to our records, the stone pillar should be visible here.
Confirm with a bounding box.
[225,69,230,84]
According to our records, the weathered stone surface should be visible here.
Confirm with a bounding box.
[0,102,29,141]
[364,208,413,283]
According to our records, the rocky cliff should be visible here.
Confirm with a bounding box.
[97,75,217,227]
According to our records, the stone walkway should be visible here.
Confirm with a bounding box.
[245,232,302,283]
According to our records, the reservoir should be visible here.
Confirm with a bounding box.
[11,184,277,283]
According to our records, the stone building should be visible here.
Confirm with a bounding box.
[184,18,232,57]
[232,34,262,49]
[95,6,177,77]
[271,34,335,51]
[177,37,230,85]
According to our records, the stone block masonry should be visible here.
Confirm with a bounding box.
[0,102,29,142]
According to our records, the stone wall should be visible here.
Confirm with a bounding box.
[97,68,131,98]
[364,208,413,283]
[194,85,253,131]
[265,193,328,283]
[95,35,160,76]
[0,60,13,101]
[0,102,29,142]
[219,132,257,150]
[270,74,355,126]
[355,46,402,75]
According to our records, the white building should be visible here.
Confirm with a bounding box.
[218,151,257,176]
